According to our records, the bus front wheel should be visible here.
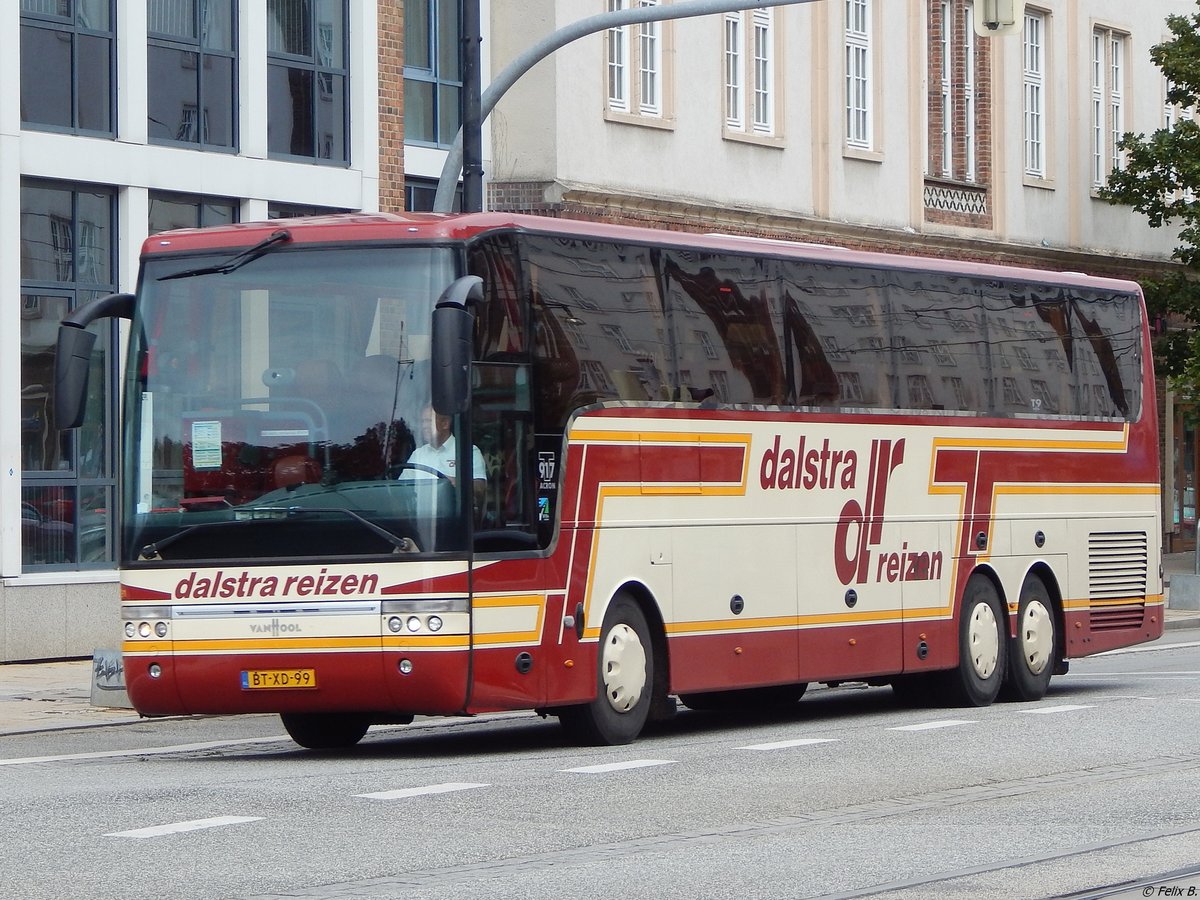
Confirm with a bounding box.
[558,593,653,745]
[281,712,371,750]
[937,575,1006,707]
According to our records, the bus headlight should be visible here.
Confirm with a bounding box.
[387,616,403,633]
[125,622,136,638]
[154,621,169,638]
[138,622,152,638]
[427,616,443,632]
[406,616,422,633]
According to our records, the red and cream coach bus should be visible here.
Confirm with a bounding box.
[55,212,1163,749]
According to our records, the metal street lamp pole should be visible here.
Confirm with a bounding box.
[461,0,483,212]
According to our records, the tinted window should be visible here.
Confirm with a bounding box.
[664,252,783,405]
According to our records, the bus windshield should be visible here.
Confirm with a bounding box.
[122,245,467,563]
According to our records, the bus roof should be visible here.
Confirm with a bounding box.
[143,211,1144,294]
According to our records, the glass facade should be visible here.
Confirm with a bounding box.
[403,0,462,146]
[147,0,237,149]
[267,0,350,162]
[19,181,118,568]
[20,0,116,135]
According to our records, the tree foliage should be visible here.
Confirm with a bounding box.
[1101,6,1200,395]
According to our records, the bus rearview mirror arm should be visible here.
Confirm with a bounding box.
[54,292,135,430]
[431,276,485,416]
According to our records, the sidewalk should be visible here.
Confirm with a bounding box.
[2,578,1197,740]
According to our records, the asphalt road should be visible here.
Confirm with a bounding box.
[2,628,1198,900]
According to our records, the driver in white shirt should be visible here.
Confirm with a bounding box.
[407,405,487,514]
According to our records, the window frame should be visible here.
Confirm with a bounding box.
[844,0,874,153]
[725,7,781,143]
[147,0,239,151]
[403,0,464,149]
[1022,8,1048,180]
[1091,24,1129,191]
[19,0,117,137]
[605,0,674,128]
[19,179,119,571]
[267,0,351,165]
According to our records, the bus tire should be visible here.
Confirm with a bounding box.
[280,712,371,750]
[938,575,1006,707]
[559,593,653,746]
[1000,574,1056,702]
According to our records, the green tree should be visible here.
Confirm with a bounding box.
[1101,5,1200,395]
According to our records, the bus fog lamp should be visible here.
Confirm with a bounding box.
[406,616,422,632]
[398,658,413,675]
[154,621,169,638]
[427,615,443,632]
[125,622,136,638]
[148,664,162,679]
[387,616,403,633]
[138,622,152,638]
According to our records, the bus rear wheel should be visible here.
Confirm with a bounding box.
[1000,574,1056,702]
[558,593,653,746]
[280,712,371,750]
[936,575,1006,707]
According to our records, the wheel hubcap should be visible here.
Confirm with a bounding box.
[1021,600,1054,675]
[601,623,647,713]
[967,601,999,679]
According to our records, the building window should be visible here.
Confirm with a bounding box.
[725,8,776,137]
[266,202,351,218]
[606,0,669,122]
[19,181,118,569]
[845,0,872,150]
[404,0,461,147]
[20,0,115,135]
[148,0,237,149]
[1092,26,1128,189]
[267,0,349,163]
[405,176,462,212]
[1023,9,1046,178]
[928,0,980,182]
[149,192,238,235]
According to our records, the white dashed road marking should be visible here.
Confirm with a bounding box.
[562,759,675,774]
[737,738,839,751]
[356,782,490,800]
[105,816,263,839]
[888,719,977,732]
[1021,704,1095,715]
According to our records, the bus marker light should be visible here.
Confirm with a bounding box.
[398,659,413,675]
[149,664,162,679]
[734,647,743,655]
[849,639,857,647]
[406,617,422,632]
[565,659,574,668]
[387,616,403,633]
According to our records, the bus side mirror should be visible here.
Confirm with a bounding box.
[431,276,484,416]
[54,292,134,429]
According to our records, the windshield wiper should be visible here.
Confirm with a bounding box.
[157,229,292,281]
[138,504,417,561]
[257,506,420,554]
